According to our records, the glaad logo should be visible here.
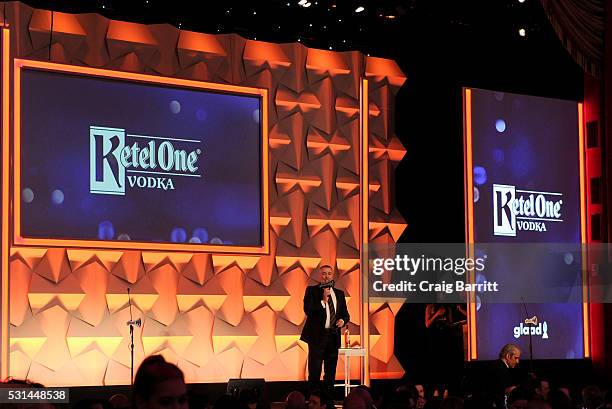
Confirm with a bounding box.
[492,184,563,237]
[89,126,202,195]
[513,318,549,340]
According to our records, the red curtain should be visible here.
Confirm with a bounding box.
[542,0,610,377]
[540,0,604,78]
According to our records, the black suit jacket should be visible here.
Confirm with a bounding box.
[300,285,350,347]
[489,359,513,406]
[490,359,512,391]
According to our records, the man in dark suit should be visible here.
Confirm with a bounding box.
[490,343,521,408]
[300,265,350,394]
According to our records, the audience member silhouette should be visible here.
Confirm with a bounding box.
[286,391,306,409]
[132,355,188,409]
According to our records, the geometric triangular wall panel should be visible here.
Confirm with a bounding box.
[5,1,406,385]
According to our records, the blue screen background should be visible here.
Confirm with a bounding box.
[20,68,263,247]
[470,88,584,360]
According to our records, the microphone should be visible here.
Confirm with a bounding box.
[126,286,138,385]
[318,280,335,289]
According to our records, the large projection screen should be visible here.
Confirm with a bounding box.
[14,59,269,254]
[463,88,587,360]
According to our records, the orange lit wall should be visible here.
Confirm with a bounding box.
[0,2,407,386]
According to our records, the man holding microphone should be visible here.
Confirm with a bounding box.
[300,264,350,395]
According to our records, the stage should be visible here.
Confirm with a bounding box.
[0,1,611,407]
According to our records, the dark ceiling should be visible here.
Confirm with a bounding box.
[4,0,585,242]
[4,0,565,62]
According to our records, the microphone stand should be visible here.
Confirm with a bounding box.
[520,297,534,374]
[128,287,135,386]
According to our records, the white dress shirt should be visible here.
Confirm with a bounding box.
[320,287,337,328]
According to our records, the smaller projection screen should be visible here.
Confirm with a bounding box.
[464,88,586,360]
[14,60,269,253]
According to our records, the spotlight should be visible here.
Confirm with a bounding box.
[304,2,311,6]
[298,0,306,4]
[518,0,526,2]
[171,227,187,243]
[355,6,365,13]
[518,28,526,37]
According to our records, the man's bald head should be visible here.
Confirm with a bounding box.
[286,391,306,409]
[499,343,521,368]
[319,265,335,284]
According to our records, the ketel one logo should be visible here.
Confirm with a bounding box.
[513,316,549,340]
[492,184,563,237]
[89,126,202,195]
